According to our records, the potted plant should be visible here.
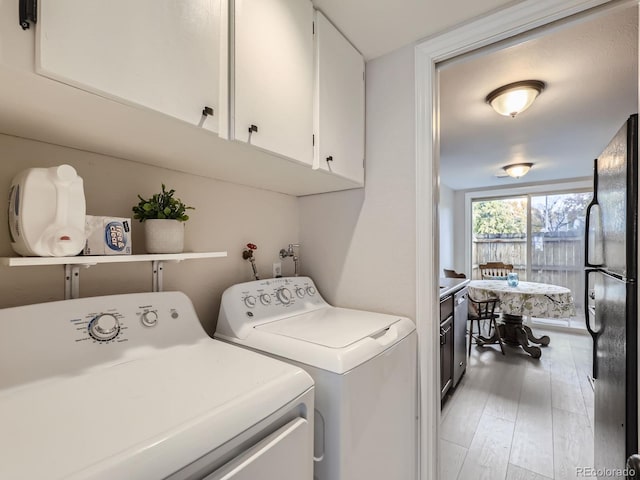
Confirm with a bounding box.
[132,184,194,254]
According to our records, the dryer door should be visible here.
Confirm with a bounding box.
[207,417,311,480]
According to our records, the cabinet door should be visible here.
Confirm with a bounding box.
[36,0,222,133]
[440,316,453,399]
[233,0,314,165]
[314,12,365,184]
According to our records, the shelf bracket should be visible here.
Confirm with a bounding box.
[63,263,95,299]
[152,260,164,292]
[64,265,81,300]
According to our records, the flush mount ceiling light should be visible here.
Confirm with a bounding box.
[486,80,546,118]
[503,163,533,178]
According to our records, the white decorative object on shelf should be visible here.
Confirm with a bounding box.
[145,219,185,253]
[0,252,227,299]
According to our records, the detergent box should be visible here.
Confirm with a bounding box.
[83,216,132,255]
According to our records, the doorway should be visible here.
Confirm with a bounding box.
[414,1,639,479]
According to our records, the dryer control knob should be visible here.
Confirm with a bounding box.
[276,288,293,305]
[141,310,158,327]
[88,314,120,342]
[306,286,316,296]
[295,287,305,298]
[260,294,272,305]
[244,296,257,308]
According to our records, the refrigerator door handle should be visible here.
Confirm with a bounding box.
[585,158,603,267]
[584,268,602,379]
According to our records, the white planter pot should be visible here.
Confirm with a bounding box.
[144,219,184,254]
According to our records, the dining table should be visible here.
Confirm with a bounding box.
[467,279,576,358]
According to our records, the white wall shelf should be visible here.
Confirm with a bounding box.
[0,252,227,299]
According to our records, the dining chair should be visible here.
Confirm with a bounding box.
[443,269,466,278]
[478,262,514,279]
[468,295,505,355]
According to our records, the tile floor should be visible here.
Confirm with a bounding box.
[439,327,594,480]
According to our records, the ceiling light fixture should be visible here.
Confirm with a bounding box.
[503,163,533,178]
[486,80,546,118]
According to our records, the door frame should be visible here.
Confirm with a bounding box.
[413,1,629,479]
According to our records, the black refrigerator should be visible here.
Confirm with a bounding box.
[585,113,638,475]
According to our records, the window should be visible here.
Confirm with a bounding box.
[471,189,591,328]
[472,197,527,280]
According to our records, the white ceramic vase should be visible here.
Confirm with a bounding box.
[144,219,184,254]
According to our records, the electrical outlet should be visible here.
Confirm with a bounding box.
[273,262,282,278]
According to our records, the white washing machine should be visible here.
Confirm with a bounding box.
[215,277,417,480]
[0,291,314,480]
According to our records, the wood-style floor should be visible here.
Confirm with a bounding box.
[439,327,594,480]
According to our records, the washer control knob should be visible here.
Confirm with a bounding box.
[244,296,257,308]
[141,310,158,327]
[276,288,293,305]
[295,287,305,298]
[260,294,272,305]
[306,286,317,296]
[88,314,120,342]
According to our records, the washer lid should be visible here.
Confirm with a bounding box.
[256,307,400,348]
[220,307,417,374]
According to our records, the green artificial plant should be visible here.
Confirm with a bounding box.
[132,184,194,222]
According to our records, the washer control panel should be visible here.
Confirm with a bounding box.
[220,277,328,332]
[238,278,323,310]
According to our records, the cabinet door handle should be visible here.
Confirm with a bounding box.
[440,326,451,345]
[19,0,37,30]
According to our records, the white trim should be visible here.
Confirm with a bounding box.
[464,179,593,201]
[414,33,439,480]
[414,1,615,479]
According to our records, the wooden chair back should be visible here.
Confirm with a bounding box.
[467,295,505,355]
[443,269,466,279]
[467,295,499,320]
[479,262,514,279]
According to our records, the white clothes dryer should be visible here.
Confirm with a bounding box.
[216,277,417,480]
[0,292,314,480]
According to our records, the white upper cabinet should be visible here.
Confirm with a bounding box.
[0,0,364,196]
[232,0,314,166]
[36,0,223,133]
[314,11,365,185]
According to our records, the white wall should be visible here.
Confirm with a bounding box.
[298,45,416,319]
[438,184,455,275]
[0,134,298,334]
